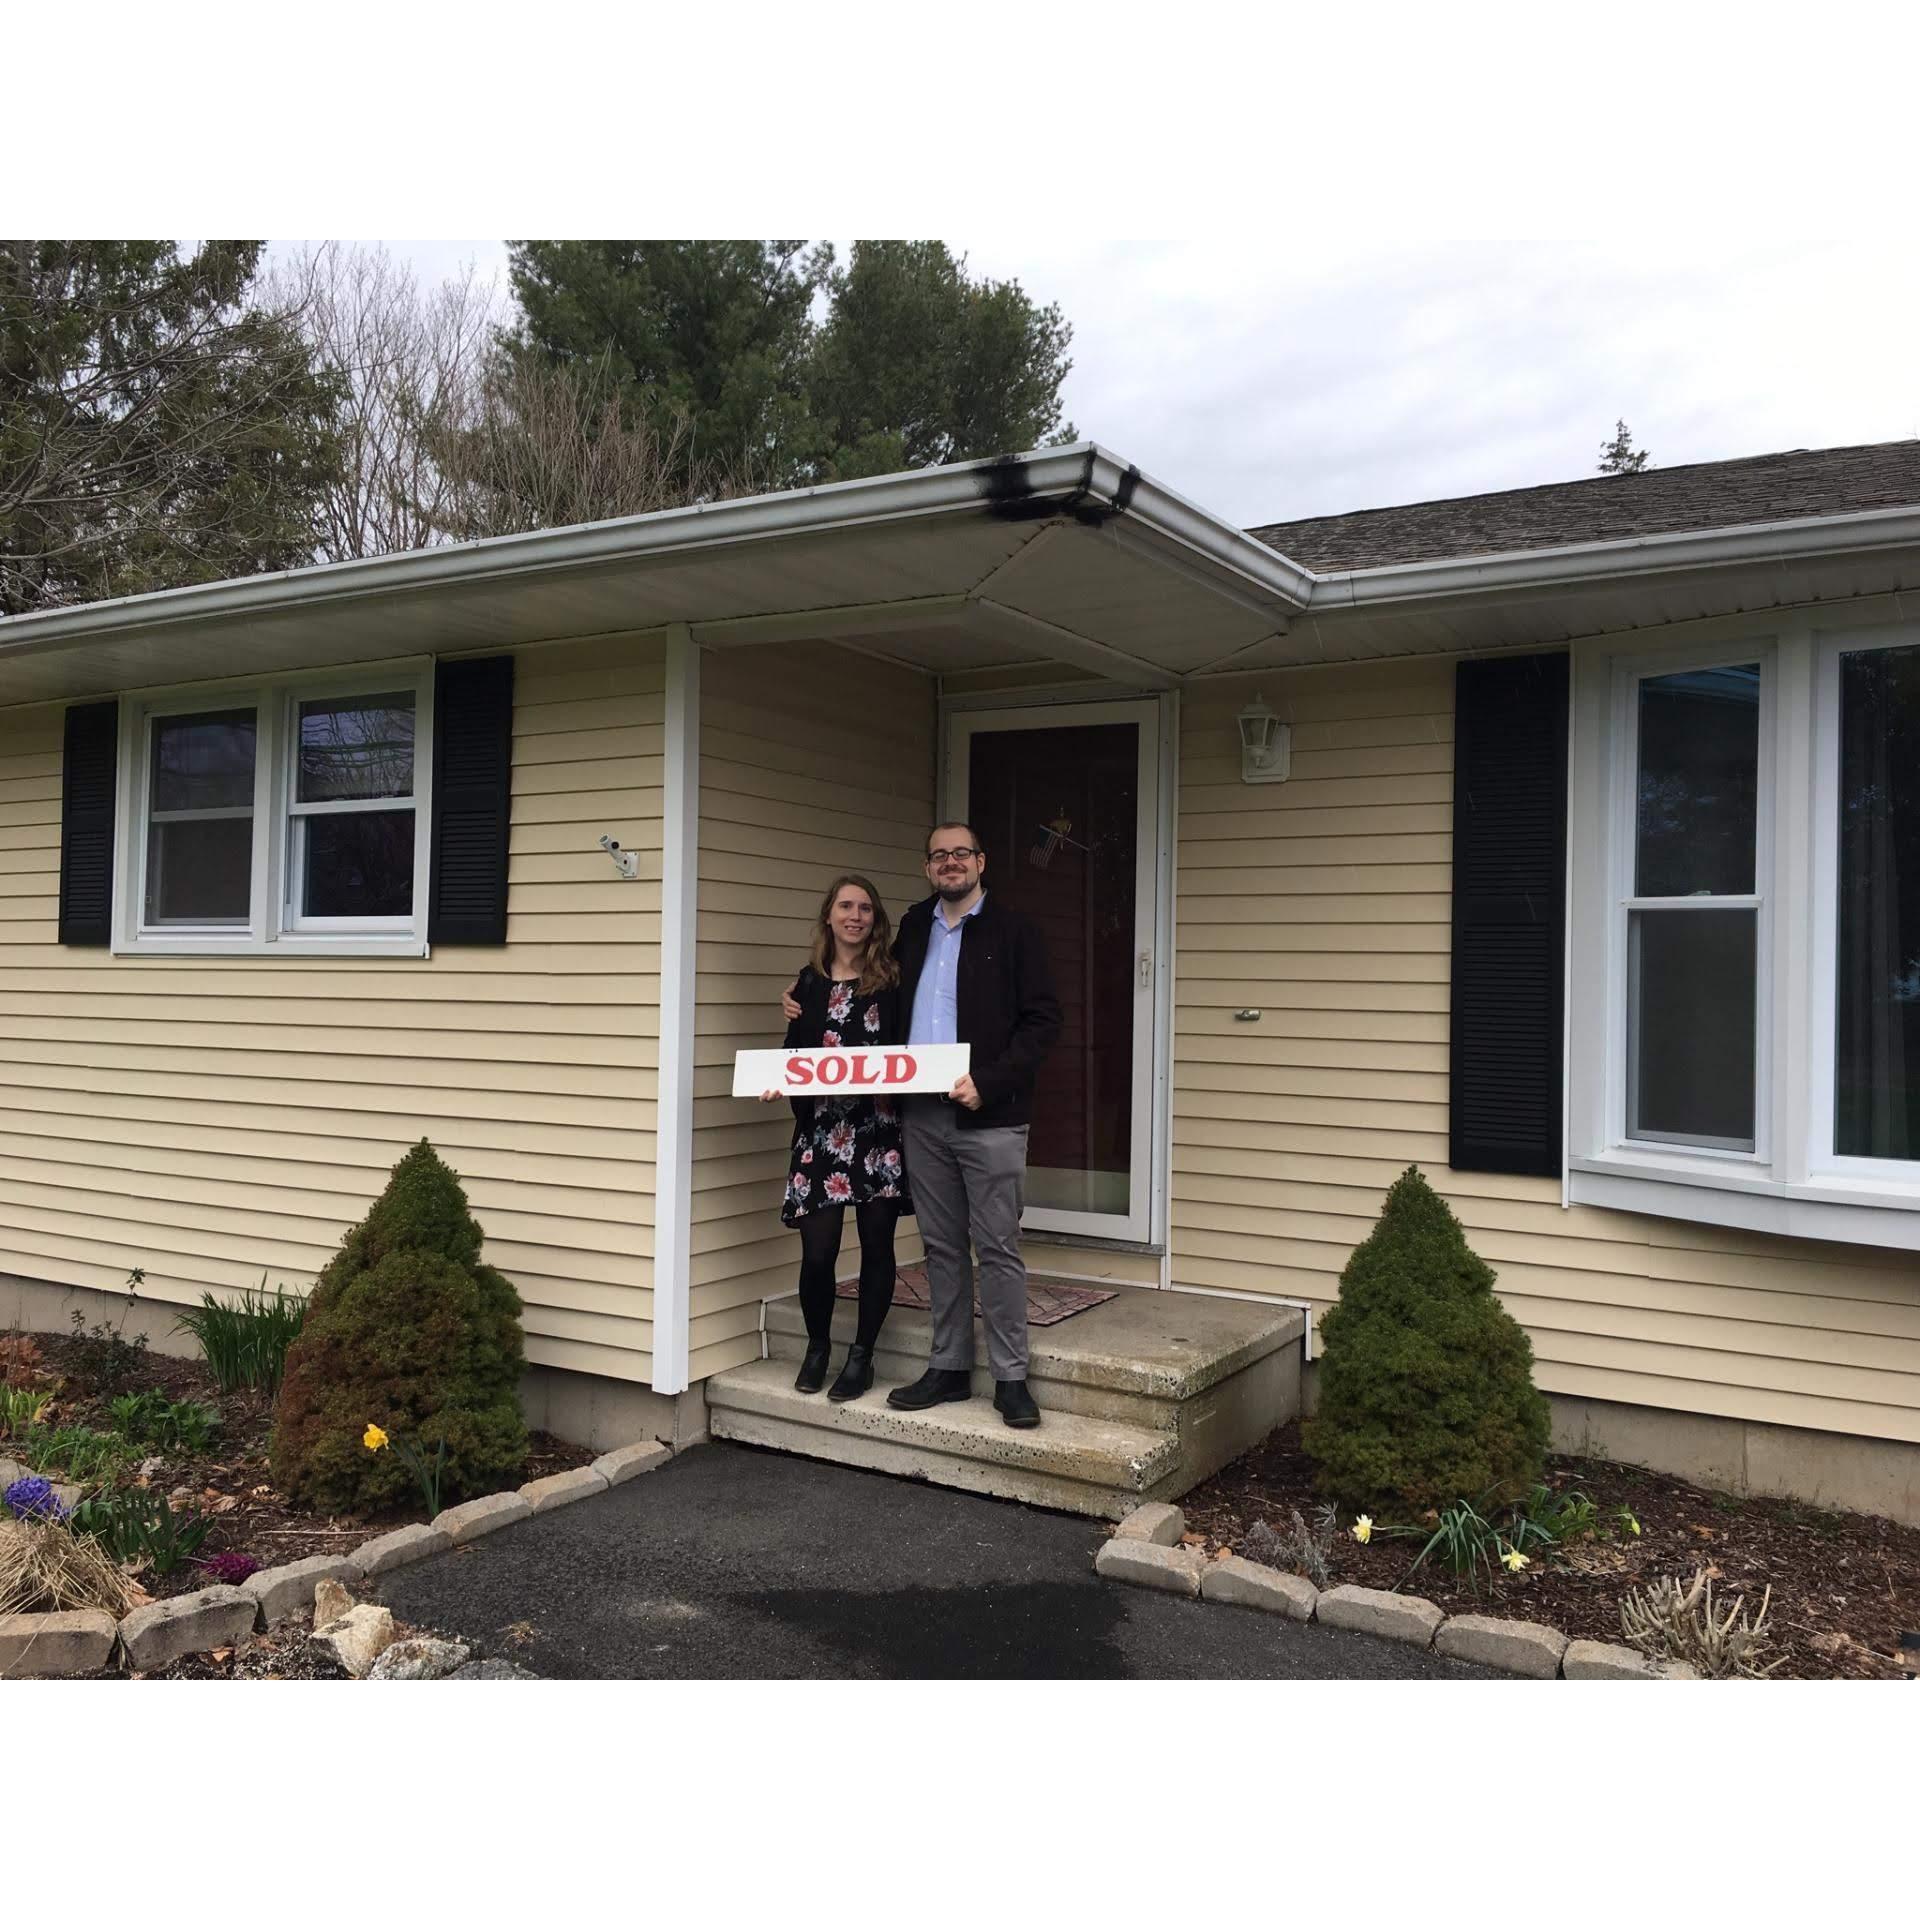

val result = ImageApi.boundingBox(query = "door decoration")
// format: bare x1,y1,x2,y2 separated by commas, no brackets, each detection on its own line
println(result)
1029,812,1090,869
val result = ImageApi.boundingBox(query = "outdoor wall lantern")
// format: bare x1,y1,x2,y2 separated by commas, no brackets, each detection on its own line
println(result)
1237,695,1291,783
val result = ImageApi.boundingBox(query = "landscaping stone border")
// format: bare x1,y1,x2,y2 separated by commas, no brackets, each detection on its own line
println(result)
0,1436,677,1679
1097,1504,1698,1680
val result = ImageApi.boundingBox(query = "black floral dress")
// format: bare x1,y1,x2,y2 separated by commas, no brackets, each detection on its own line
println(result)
780,967,911,1225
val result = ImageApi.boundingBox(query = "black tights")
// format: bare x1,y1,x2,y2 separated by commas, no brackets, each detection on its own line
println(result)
796,1199,900,1350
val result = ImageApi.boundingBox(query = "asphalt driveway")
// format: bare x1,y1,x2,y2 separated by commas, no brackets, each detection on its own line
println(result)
373,1441,1502,1680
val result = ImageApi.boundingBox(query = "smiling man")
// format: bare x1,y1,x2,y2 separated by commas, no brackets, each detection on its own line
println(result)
784,821,1061,1425
890,822,1061,1425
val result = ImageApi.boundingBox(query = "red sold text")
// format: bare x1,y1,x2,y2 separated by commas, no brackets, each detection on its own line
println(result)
784,1052,921,1088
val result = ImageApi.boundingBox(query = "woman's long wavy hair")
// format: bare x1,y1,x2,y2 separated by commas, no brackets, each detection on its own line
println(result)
808,874,899,995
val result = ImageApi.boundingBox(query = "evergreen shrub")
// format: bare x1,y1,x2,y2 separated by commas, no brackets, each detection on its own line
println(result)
1303,1166,1550,1514
270,1141,527,1514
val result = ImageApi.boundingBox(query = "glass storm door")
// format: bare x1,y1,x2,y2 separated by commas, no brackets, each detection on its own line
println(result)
946,702,1160,1241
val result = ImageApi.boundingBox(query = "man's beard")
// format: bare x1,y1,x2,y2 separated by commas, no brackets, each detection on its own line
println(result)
935,874,974,898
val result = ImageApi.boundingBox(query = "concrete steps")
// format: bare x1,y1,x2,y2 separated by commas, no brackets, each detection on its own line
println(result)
706,1286,1304,1520
705,1359,1183,1517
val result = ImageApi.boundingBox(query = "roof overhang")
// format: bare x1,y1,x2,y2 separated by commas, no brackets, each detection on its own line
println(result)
6,442,1920,706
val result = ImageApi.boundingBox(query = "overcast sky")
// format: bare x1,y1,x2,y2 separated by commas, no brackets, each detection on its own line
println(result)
376,229,1920,533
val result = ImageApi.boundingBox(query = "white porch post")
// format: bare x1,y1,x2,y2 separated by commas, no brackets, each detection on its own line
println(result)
651,624,700,1396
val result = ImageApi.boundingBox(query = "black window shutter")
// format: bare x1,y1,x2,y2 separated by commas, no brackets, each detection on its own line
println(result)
429,655,514,946
58,700,119,946
1449,651,1569,1176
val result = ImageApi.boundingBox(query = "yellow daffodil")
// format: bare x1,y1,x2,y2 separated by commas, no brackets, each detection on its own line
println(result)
1502,1547,1530,1573
363,1422,390,1452
1351,1514,1373,1544
1626,1514,1641,1537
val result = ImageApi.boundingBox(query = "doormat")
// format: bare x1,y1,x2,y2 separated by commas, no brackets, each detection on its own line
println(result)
837,1263,1117,1327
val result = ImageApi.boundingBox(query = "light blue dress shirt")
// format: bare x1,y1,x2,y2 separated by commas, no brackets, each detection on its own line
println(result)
908,892,985,1046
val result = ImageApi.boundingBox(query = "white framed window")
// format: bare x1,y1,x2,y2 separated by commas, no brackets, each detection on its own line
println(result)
112,664,434,957
1568,619,1920,1250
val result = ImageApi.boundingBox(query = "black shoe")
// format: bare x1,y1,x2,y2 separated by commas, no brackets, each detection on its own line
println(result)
793,1342,832,1394
827,1344,875,1402
994,1380,1041,1429
886,1366,972,1411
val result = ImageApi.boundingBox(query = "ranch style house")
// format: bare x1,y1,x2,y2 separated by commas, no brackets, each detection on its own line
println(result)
1,436,1916,1524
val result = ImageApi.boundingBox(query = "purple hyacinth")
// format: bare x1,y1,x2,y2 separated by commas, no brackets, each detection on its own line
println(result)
201,1551,259,1585
4,1475,68,1522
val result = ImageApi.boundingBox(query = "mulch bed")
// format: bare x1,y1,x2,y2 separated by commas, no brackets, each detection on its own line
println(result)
9,1333,594,1605
1178,1421,1920,1680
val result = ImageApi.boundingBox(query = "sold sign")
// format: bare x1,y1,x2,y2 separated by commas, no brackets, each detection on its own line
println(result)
731,1042,970,1098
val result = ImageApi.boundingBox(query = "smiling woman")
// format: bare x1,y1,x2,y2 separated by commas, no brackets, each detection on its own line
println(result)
768,872,912,1401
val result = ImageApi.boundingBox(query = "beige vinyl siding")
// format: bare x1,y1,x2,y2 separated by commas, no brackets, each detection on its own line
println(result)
1173,660,1920,1448
0,630,663,1387
689,642,935,1382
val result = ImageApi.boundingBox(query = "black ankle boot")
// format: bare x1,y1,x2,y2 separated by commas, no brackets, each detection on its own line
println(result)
994,1379,1041,1428
793,1341,832,1393
886,1366,973,1411
827,1343,875,1402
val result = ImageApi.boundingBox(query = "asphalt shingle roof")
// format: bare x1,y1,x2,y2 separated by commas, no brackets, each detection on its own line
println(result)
1246,439,1920,574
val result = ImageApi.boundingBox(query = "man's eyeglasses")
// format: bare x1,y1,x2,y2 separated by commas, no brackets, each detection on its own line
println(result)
926,847,980,867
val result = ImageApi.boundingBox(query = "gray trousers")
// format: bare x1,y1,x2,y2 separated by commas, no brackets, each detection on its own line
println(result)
900,1101,1031,1381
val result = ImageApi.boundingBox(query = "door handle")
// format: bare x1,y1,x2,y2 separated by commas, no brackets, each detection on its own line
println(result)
1138,951,1152,988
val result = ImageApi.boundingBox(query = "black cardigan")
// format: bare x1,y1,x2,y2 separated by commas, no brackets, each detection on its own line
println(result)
780,965,906,1128
893,892,1061,1130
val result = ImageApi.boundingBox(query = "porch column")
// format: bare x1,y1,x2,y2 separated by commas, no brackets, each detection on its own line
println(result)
651,624,700,1394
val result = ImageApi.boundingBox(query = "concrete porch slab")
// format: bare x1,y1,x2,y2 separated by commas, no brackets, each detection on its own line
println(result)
714,1288,1304,1520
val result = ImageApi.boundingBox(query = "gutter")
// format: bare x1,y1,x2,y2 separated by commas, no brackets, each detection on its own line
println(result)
1304,501,1920,609
7,439,1920,666
0,442,1314,662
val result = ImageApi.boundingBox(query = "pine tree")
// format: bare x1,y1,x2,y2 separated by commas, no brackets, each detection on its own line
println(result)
271,1141,527,1514
1597,418,1651,475
807,241,1075,480
1303,1167,1551,1513
0,241,344,614
500,240,828,491
497,238,1077,493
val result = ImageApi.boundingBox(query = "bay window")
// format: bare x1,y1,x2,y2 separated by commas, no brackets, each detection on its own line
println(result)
1569,621,1920,1249
114,667,433,956
1830,641,1920,1164
1624,664,1762,1152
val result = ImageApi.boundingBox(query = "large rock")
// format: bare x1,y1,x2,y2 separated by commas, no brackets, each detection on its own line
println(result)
594,1440,670,1486
312,1577,353,1631
519,1466,608,1515
1093,1537,1203,1597
432,1490,530,1546
118,1587,258,1671
242,1555,359,1629
1435,1613,1568,1678
350,1523,450,1578
1314,1584,1446,1649
446,1658,537,1680
310,1602,397,1677
0,1608,118,1678
1561,1637,1657,1680
1200,1554,1318,1621
367,1636,470,1681
1113,1502,1185,1547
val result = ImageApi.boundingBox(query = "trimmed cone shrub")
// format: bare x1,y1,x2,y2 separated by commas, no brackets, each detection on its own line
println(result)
1303,1165,1550,1514
271,1141,527,1514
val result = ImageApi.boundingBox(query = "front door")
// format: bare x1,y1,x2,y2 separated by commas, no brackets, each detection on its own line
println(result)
945,701,1162,1242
